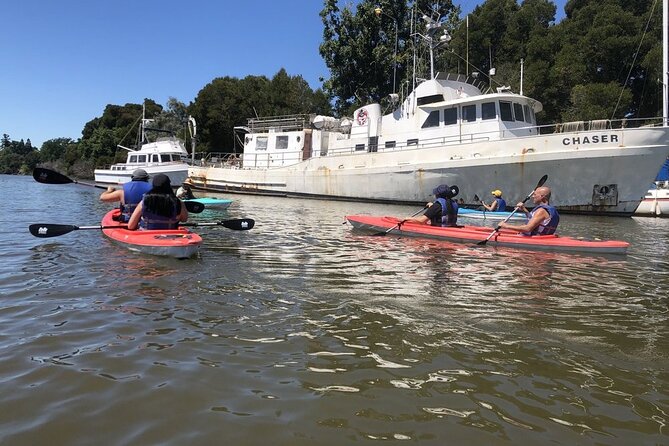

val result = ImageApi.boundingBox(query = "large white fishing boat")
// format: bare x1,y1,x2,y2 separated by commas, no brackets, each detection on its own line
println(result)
188,14,669,216
94,110,191,186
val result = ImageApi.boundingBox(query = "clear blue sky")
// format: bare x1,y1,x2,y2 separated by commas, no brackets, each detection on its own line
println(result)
1,0,567,148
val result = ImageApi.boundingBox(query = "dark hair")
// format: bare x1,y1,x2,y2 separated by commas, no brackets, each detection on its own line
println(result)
144,174,181,217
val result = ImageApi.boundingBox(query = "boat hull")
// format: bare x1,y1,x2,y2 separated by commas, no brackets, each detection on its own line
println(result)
345,215,629,255
184,197,232,210
101,210,202,259
634,186,669,216
95,164,188,186
190,126,669,217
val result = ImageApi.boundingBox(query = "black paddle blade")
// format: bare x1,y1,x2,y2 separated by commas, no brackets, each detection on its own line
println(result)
221,218,254,230
33,168,73,185
184,201,205,213
537,174,549,188
29,224,78,238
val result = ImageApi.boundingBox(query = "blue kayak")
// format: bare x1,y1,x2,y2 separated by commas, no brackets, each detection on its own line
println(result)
458,207,526,221
184,197,233,210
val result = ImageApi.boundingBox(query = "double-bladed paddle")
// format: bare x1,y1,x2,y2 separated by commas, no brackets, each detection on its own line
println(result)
32,167,205,213
29,218,255,238
476,174,548,246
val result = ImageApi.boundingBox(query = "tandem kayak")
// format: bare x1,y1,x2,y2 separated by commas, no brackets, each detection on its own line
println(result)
458,208,526,221
345,215,629,255
184,197,232,210
101,210,202,259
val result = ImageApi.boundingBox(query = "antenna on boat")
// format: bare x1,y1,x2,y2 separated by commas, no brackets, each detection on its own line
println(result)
520,58,524,96
188,116,197,164
664,0,668,125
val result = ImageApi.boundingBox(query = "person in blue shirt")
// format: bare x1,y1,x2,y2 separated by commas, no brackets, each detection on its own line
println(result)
481,189,507,212
128,174,188,230
99,168,153,222
498,186,560,235
403,184,459,227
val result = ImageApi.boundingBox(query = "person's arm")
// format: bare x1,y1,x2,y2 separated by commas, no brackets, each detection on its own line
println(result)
127,202,143,230
498,207,548,232
403,202,439,225
100,187,123,203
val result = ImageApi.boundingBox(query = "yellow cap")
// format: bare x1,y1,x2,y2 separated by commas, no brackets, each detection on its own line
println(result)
491,190,502,197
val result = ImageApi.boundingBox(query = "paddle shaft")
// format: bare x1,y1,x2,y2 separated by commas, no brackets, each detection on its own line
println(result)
373,207,427,236
478,175,548,245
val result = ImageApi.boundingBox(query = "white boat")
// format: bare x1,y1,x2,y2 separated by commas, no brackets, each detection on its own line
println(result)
189,15,669,217
635,157,669,216
94,107,191,185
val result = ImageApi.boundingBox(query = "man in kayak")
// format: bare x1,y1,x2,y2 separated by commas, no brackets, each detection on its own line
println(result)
99,168,152,222
128,174,188,230
176,179,196,200
480,189,507,212
403,184,459,227
498,186,560,235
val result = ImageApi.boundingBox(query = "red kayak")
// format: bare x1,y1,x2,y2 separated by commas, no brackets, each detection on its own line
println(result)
101,210,202,259
346,215,629,255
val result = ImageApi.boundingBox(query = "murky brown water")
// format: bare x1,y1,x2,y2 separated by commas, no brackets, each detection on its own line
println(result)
1,174,667,445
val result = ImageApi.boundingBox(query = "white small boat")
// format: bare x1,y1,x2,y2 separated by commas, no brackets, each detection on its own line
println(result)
94,105,191,186
635,181,669,216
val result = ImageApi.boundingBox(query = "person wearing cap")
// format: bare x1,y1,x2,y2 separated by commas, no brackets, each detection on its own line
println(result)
128,174,188,230
480,189,507,212
498,186,560,235
99,168,152,222
402,184,459,227
176,179,196,200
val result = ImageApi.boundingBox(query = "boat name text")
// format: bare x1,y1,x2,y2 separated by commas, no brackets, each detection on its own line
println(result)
562,134,619,145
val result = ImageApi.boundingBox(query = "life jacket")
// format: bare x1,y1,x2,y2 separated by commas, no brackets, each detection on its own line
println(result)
494,197,507,212
526,204,560,235
140,198,181,230
435,198,459,227
120,180,152,222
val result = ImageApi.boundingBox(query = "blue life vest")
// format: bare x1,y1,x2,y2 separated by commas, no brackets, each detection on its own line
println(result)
527,204,560,235
121,180,152,222
141,200,181,230
435,198,459,227
494,197,507,212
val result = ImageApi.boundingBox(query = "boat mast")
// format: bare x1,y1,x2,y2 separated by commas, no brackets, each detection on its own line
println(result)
188,116,197,164
664,0,668,125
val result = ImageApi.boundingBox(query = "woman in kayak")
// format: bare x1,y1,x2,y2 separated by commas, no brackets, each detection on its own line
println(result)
128,174,188,230
480,189,507,212
498,186,560,235
403,184,459,227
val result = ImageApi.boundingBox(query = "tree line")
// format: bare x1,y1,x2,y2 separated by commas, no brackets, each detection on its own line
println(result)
1,0,664,177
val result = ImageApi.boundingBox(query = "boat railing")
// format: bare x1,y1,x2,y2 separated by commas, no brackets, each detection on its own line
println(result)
246,114,312,133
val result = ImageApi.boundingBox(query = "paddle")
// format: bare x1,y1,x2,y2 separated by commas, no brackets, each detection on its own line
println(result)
32,167,205,213
29,218,255,238
371,207,427,236
476,174,548,246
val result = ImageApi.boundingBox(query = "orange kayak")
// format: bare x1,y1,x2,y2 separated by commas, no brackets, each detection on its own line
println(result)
346,215,629,255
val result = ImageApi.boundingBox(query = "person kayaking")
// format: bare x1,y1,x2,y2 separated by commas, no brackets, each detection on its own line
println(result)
128,174,188,230
403,184,459,227
480,189,507,212
99,168,152,222
498,186,560,235
176,179,196,200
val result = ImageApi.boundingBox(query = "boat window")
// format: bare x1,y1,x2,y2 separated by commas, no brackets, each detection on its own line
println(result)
161,154,171,162
129,155,138,163
523,105,532,123
407,138,419,146
417,94,444,106
499,101,514,122
513,103,524,122
385,141,396,149
444,107,457,125
355,144,366,151
421,110,440,128
482,102,496,120
256,136,268,151
276,135,289,150
462,105,476,122
152,154,160,163
137,155,147,163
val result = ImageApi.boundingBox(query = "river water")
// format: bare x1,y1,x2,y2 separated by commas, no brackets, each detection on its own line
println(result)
0,174,667,445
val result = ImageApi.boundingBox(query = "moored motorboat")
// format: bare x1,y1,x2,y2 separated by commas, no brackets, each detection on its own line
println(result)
101,210,202,258
345,215,629,255
184,197,232,210
458,208,525,221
